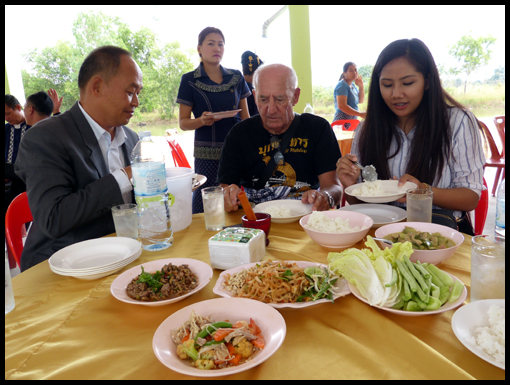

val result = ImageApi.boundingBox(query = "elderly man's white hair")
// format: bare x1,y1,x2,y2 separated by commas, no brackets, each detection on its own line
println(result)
252,63,298,92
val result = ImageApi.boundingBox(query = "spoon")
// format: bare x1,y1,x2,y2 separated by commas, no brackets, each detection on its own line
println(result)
353,161,378,182
371,237,393,246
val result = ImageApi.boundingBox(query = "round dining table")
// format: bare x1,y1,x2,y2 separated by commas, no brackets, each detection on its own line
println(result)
5,210,504,380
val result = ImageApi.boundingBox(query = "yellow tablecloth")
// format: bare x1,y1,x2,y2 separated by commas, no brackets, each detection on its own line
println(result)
5,212,504,380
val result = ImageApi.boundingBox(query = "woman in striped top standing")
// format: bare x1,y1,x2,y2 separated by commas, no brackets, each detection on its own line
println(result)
336,38,485,235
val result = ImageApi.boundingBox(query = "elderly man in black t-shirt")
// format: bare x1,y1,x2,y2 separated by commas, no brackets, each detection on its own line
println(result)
218,63,342,212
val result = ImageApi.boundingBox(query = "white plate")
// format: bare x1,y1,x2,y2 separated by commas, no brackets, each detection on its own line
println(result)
349,271,467,316
206,109,242,119
110,258,213,306
339,203,407,228
253,199,313,223
452,299,505,370
153,298,286,377
50,249,142,278
213,260,350,308
345,180,417,203
49,237,141,272
192,174,207,192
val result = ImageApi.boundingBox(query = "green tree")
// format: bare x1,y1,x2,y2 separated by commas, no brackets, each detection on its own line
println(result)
358,64,373,89
449,33,496,93
21,11,193,120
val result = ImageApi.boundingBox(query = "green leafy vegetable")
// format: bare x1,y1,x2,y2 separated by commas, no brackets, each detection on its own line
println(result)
136,266,163,289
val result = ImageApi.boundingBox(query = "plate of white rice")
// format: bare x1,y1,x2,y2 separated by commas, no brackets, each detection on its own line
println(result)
344,180,417,203
452,299,505,370
253,199,313,223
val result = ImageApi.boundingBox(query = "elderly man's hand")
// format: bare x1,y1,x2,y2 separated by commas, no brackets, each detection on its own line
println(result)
301,190,330,212
222,184,242,212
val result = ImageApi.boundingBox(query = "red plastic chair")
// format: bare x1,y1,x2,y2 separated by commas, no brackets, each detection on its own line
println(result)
331,119,360,131
166,138,192,168
479,120,505,196
5,192,33,268
473,178,489,236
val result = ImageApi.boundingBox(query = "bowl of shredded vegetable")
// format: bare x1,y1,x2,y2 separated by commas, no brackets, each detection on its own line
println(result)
375,222,464,265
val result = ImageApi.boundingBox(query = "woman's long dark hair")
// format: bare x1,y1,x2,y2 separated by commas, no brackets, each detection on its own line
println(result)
358,38,473,185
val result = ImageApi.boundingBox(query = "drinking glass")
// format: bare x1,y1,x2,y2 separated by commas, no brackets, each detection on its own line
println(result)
111,204,139,239
406,188,433,223
470,235,505,302
202,186,225,231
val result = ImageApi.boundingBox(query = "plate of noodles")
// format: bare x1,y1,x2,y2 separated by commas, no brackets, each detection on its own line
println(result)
344,180,417,203
212,260,350,308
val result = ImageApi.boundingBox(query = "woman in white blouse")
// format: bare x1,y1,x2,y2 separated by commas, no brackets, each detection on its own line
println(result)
336,38,486,235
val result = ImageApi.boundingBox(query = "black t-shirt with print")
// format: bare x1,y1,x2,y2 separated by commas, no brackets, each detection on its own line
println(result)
217,113,341,198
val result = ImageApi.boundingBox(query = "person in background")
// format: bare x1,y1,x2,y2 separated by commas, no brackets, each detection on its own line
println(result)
336,38,485,235
15,45,141,271
23,91,54,126
333,62,366,129
218,63,342,212
5,94,28,214
241,50,264,116
176,26,251,214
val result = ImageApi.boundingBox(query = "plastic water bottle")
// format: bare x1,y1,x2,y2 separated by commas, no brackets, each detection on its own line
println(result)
494,178,505,241
131,131,173,251
303,103,314,114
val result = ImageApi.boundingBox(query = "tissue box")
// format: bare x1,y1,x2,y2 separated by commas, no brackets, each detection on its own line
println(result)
208,227,265,270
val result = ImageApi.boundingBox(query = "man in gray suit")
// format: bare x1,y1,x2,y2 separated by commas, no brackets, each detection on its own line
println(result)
15,46,143,271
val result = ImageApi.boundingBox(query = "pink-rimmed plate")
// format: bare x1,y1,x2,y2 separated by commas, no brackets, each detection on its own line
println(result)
110,258,213,306
349,271,467,316
153,298,286,377
213,260,350,308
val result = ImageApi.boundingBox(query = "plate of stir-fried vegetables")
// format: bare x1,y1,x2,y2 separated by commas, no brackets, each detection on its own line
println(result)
153,298,286,376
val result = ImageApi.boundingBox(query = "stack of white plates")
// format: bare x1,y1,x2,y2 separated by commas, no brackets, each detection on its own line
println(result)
48,237,142,280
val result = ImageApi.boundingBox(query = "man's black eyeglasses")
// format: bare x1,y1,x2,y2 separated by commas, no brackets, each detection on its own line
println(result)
270,136,284,165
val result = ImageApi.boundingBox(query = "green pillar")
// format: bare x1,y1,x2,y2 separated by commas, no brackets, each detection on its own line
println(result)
288,5,312,114
5,64,11,95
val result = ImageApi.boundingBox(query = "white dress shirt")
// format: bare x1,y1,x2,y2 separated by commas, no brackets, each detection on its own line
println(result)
78,102,133,203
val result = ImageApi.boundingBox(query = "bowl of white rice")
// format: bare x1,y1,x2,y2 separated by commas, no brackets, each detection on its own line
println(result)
253,199,313,224
299,210,373,249
452,299,505,370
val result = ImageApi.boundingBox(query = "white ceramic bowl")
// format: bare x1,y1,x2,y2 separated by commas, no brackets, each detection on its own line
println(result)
374,222,464,265
299,209,373,249
152,298,286,377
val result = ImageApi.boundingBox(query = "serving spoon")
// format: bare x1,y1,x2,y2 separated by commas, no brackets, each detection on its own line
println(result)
353,161,378,182
371,237,394,246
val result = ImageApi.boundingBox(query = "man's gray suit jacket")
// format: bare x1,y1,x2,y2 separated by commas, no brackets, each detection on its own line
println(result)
15,102,139,271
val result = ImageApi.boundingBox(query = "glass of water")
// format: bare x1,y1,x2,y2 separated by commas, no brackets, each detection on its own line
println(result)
202,186,225,231
111,204,139,239
406,188,433,223
471,235,505,302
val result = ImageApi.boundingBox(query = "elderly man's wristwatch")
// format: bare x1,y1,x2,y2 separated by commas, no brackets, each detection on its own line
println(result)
321,190,335,209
